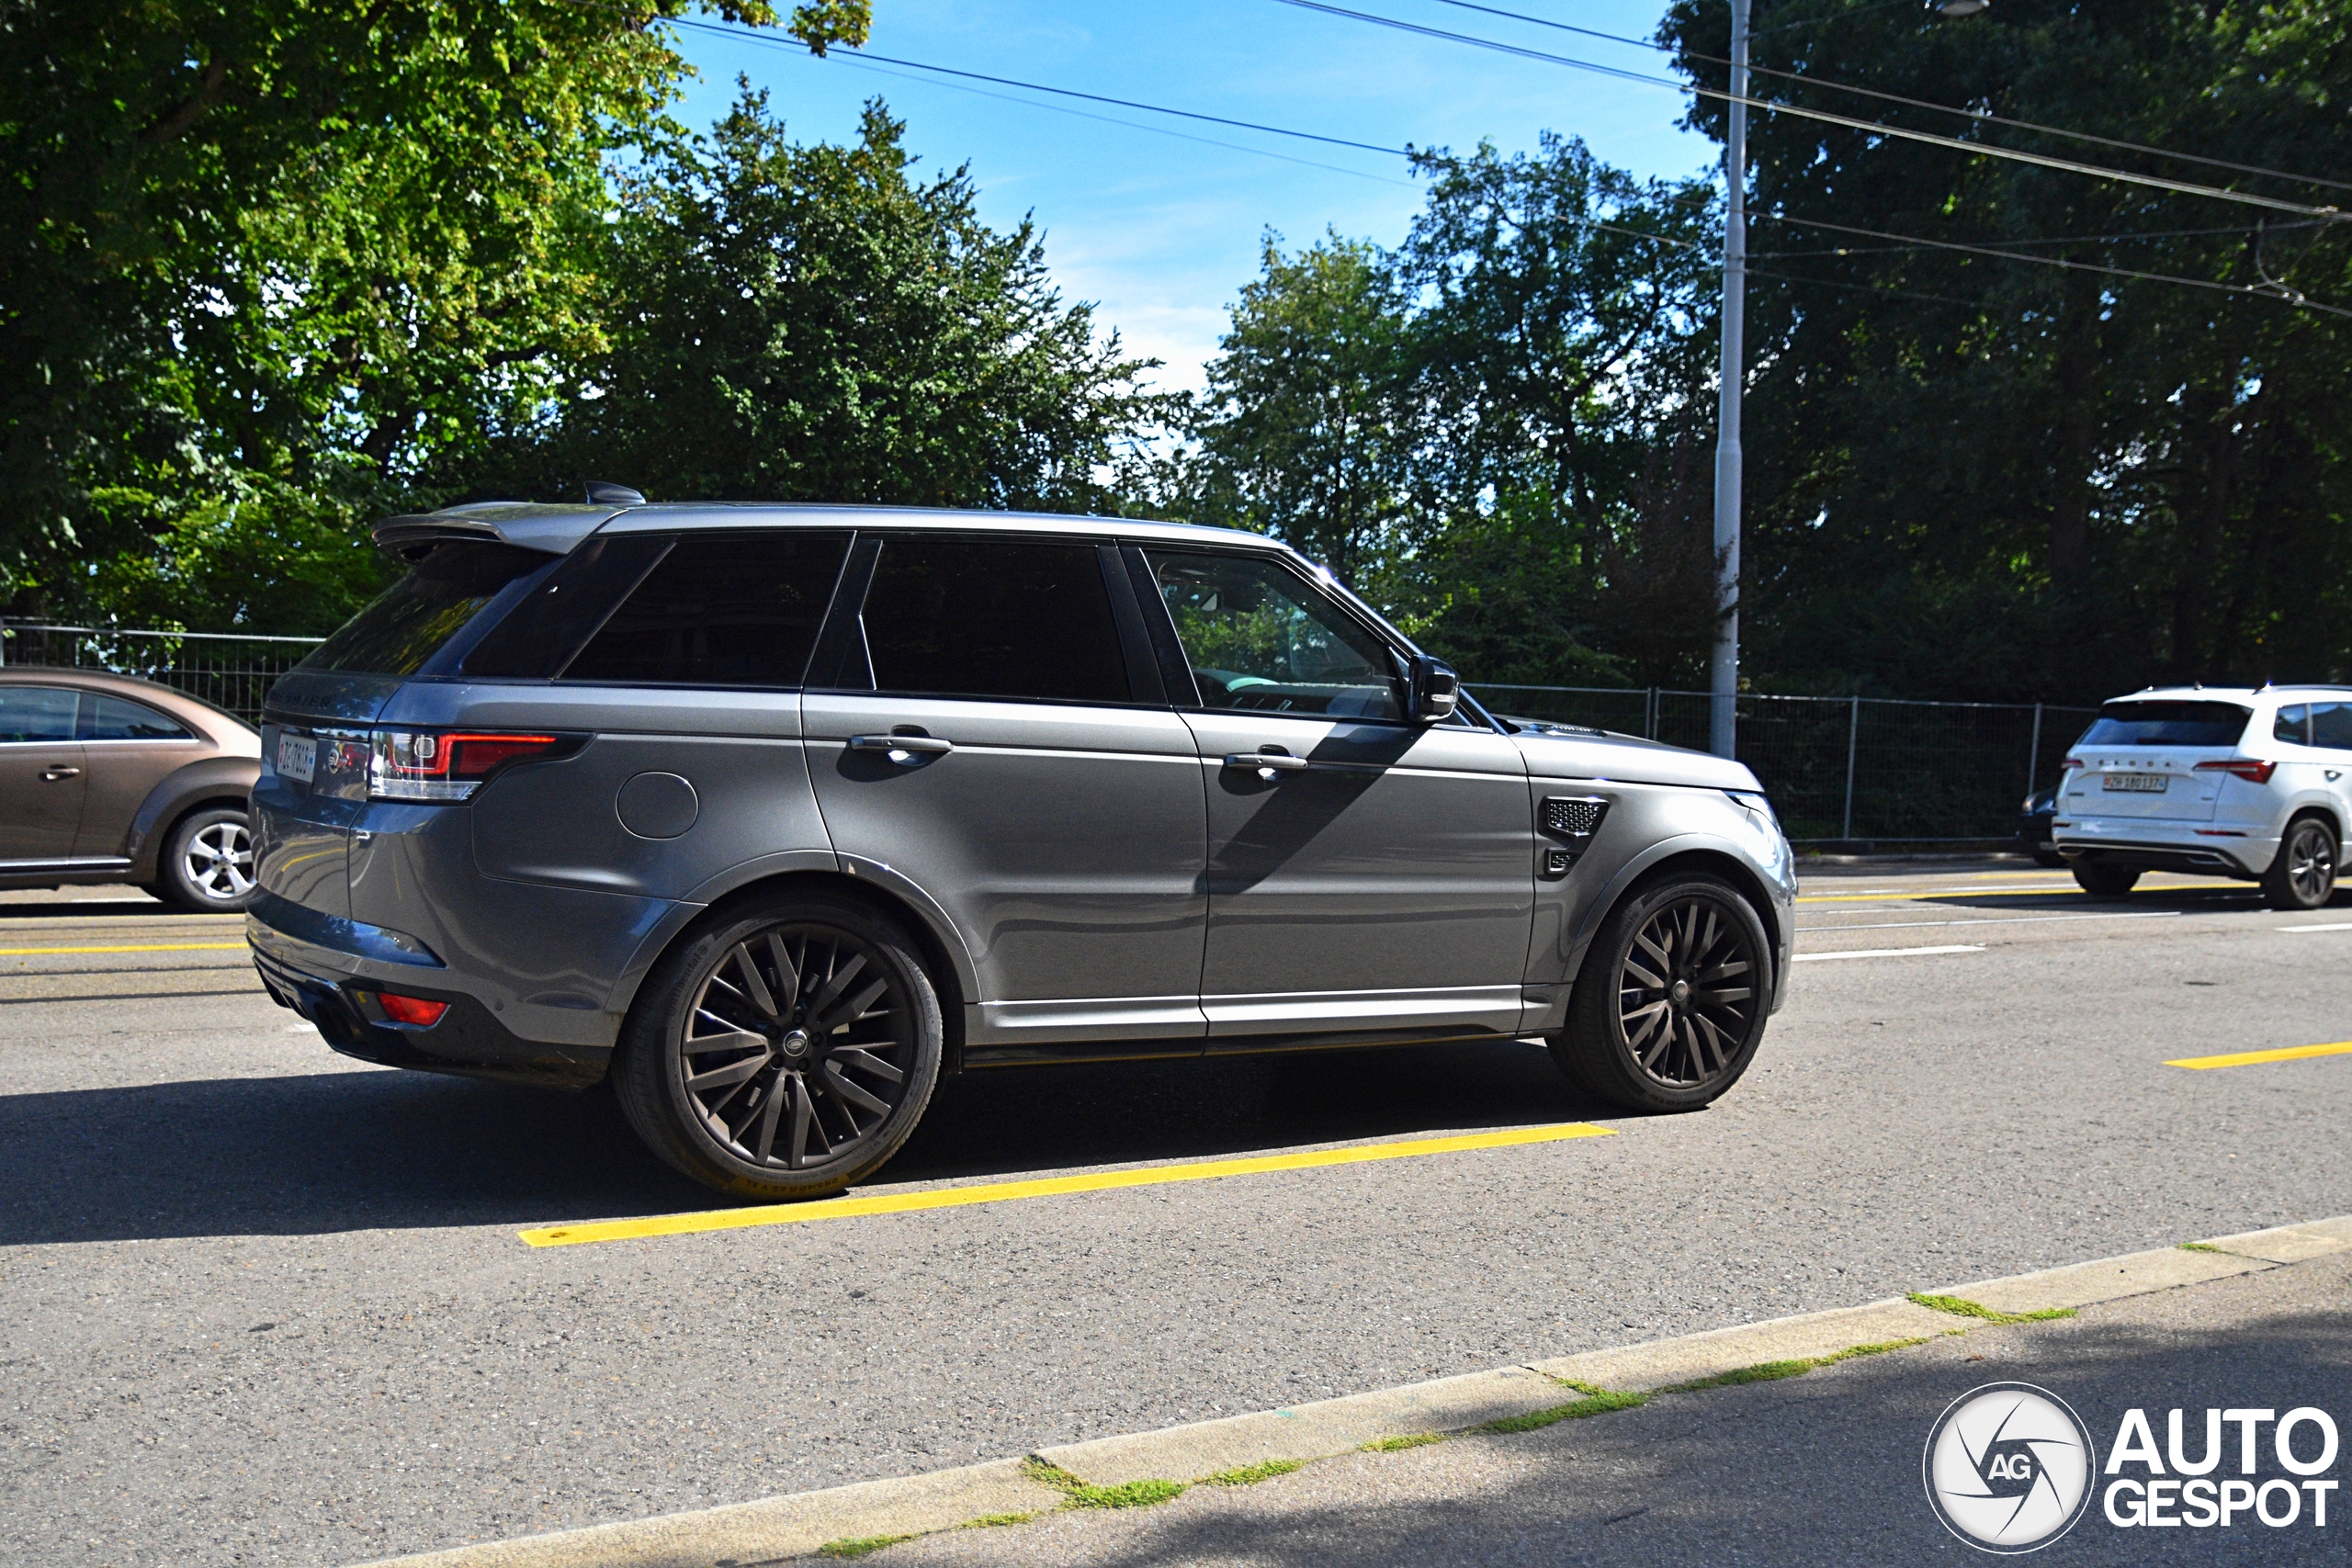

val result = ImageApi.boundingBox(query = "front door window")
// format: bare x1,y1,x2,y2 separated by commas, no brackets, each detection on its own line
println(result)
1141,551,1402,720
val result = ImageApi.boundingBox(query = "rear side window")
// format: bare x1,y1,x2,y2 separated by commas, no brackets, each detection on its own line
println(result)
0,687,79,742
2312,703,2352,750
302,542,555,677
2077,701,2251,748
562,531,851,687
80,694,190,740
462,534,674,679
856,536,1128,704
2276,705,2311,744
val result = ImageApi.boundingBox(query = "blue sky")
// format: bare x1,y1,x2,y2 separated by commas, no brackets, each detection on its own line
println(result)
666,0,1720,392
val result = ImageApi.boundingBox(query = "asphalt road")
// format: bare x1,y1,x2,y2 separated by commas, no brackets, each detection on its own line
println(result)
4,861,2349,1566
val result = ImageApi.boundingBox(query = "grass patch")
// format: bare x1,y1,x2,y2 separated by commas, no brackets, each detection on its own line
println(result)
1070,1478,1187,1509
818,1535,913,1560
1362,1432,1446,1453
1907,1292,2077,1325
1020,1457,1087,1494
2178,1242,2226,1254
1476,1388,1648,1433
1203,1458,1304,1487
960,1511,1038,1529
1657,1337,1931,1395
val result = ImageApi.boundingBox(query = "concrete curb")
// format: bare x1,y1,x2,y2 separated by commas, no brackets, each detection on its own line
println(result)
350,1214,2351,1567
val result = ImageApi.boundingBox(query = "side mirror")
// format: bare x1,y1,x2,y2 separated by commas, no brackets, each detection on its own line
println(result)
1408,654,1460,724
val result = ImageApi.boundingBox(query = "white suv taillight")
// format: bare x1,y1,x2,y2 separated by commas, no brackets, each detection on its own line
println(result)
368,730,572,801
2194,759,2277,784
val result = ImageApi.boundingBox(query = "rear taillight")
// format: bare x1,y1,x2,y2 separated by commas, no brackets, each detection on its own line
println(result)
2195,759,2277,784
368,730,574,801
2062,757,2084,771
376,993,449,1026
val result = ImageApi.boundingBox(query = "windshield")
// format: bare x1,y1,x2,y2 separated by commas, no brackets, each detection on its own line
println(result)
300,542,555,677
2076,701,2251,749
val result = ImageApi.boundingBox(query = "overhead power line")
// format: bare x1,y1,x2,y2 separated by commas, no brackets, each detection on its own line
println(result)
1414,0,2352,197
644,8,2346,320
1266,0,2346,219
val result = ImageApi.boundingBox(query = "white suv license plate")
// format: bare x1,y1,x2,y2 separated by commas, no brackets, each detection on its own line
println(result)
277,733,317,784
2102,773,2168,793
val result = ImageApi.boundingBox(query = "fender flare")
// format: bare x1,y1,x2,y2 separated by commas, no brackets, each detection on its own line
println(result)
125,758,261,879
1560,830,1791,1002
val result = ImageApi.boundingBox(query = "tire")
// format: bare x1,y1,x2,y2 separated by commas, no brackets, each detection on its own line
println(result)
2071,863,2141,898
615,891,943,1201
2262,816,2338,911
1549,874,1773,1113
155,807,257,912
2032,848,2065,869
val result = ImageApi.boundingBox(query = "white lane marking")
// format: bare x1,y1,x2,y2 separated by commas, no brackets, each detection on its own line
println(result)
1792,944,1985,963
2278,922,2352,932
1804,910,2186,932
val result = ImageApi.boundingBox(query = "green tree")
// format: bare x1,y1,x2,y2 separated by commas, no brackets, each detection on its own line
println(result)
466,93,1170,513
1663,0,2352,699
1,0,867,626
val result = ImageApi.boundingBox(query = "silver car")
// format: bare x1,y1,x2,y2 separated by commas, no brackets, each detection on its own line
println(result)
246,502,1795,1199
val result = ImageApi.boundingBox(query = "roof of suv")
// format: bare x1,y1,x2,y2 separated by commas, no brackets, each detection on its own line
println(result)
373,500,1281,560
2109,685,2352,705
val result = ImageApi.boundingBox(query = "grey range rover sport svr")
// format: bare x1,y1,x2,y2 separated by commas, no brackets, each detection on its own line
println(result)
246,500,1796,1200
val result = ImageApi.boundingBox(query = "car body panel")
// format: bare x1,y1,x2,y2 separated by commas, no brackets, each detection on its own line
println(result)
249,502,1798,1091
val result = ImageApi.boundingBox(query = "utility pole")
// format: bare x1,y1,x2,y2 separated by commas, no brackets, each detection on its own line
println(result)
1710,0,1749,760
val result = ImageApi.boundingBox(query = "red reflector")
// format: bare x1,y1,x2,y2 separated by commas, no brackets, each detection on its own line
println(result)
2194,759,2277,784
2062,757,2083,770
378,993,449,1026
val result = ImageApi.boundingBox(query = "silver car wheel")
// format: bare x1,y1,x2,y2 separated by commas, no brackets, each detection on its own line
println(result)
1616,895,1761,1090
181,819,255,902
676,922,914,1172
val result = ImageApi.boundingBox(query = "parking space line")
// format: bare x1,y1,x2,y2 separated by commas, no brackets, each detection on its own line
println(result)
1791,944,1984,963
2278,923,2352,933
2165,1041,2352,1070
518,1122,1616,1248
0,942,249,956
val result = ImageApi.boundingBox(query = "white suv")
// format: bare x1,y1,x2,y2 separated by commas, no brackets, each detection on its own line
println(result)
2052,685,2350,909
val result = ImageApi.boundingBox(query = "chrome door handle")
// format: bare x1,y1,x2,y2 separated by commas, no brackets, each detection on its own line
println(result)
1224,750,1309,773
848,734,953,763
40,766,81,781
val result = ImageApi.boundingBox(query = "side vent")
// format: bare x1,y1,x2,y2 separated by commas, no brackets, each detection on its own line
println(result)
1537,795,1611,880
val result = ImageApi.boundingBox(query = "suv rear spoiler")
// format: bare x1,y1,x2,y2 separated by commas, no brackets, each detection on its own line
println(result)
370,502,621,563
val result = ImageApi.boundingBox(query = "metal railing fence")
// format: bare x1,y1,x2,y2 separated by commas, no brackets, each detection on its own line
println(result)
1471,684,2099,844
0,622,323,728
1,622,2093,844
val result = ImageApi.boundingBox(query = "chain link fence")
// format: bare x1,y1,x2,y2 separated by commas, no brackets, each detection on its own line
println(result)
0,622,322,728
2,622,2096,846
1473,684,2101,846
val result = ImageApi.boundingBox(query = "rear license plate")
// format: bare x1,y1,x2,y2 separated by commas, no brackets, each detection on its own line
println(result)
2102,773,2168,793
277,733,317,784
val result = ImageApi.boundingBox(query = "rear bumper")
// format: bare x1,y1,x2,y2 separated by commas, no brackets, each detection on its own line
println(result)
247,897,611,1089
2051,816,2272,877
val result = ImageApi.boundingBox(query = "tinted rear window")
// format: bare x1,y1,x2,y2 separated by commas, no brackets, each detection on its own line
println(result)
856,536,1127,704
561,531,851,687
463,534,674,679
301,542,554,677
2078,701,2251,748
81,694,190,740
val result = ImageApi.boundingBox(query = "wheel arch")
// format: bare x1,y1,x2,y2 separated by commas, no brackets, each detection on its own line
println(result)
607,866,976,1073
1565,844,1788,1008
130,770,260,881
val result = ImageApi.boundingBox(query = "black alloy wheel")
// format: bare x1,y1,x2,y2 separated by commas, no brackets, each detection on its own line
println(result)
2263,817,2338,911
1552,874,1772,1112
616,893,942,1200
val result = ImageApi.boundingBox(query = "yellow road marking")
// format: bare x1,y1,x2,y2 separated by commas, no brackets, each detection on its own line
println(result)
0,942,249,956
520,1122,1615,1248
2165,1041,2352,1071
1798,886,2087,904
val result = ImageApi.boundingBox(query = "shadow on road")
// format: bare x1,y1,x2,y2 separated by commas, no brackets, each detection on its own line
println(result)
1,1038,1614,1246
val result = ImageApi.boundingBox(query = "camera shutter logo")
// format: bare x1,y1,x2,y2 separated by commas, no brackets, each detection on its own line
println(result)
1923,1382,2098,1552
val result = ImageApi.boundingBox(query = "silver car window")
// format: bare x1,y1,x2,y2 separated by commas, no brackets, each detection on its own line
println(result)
1141,550,1403,722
